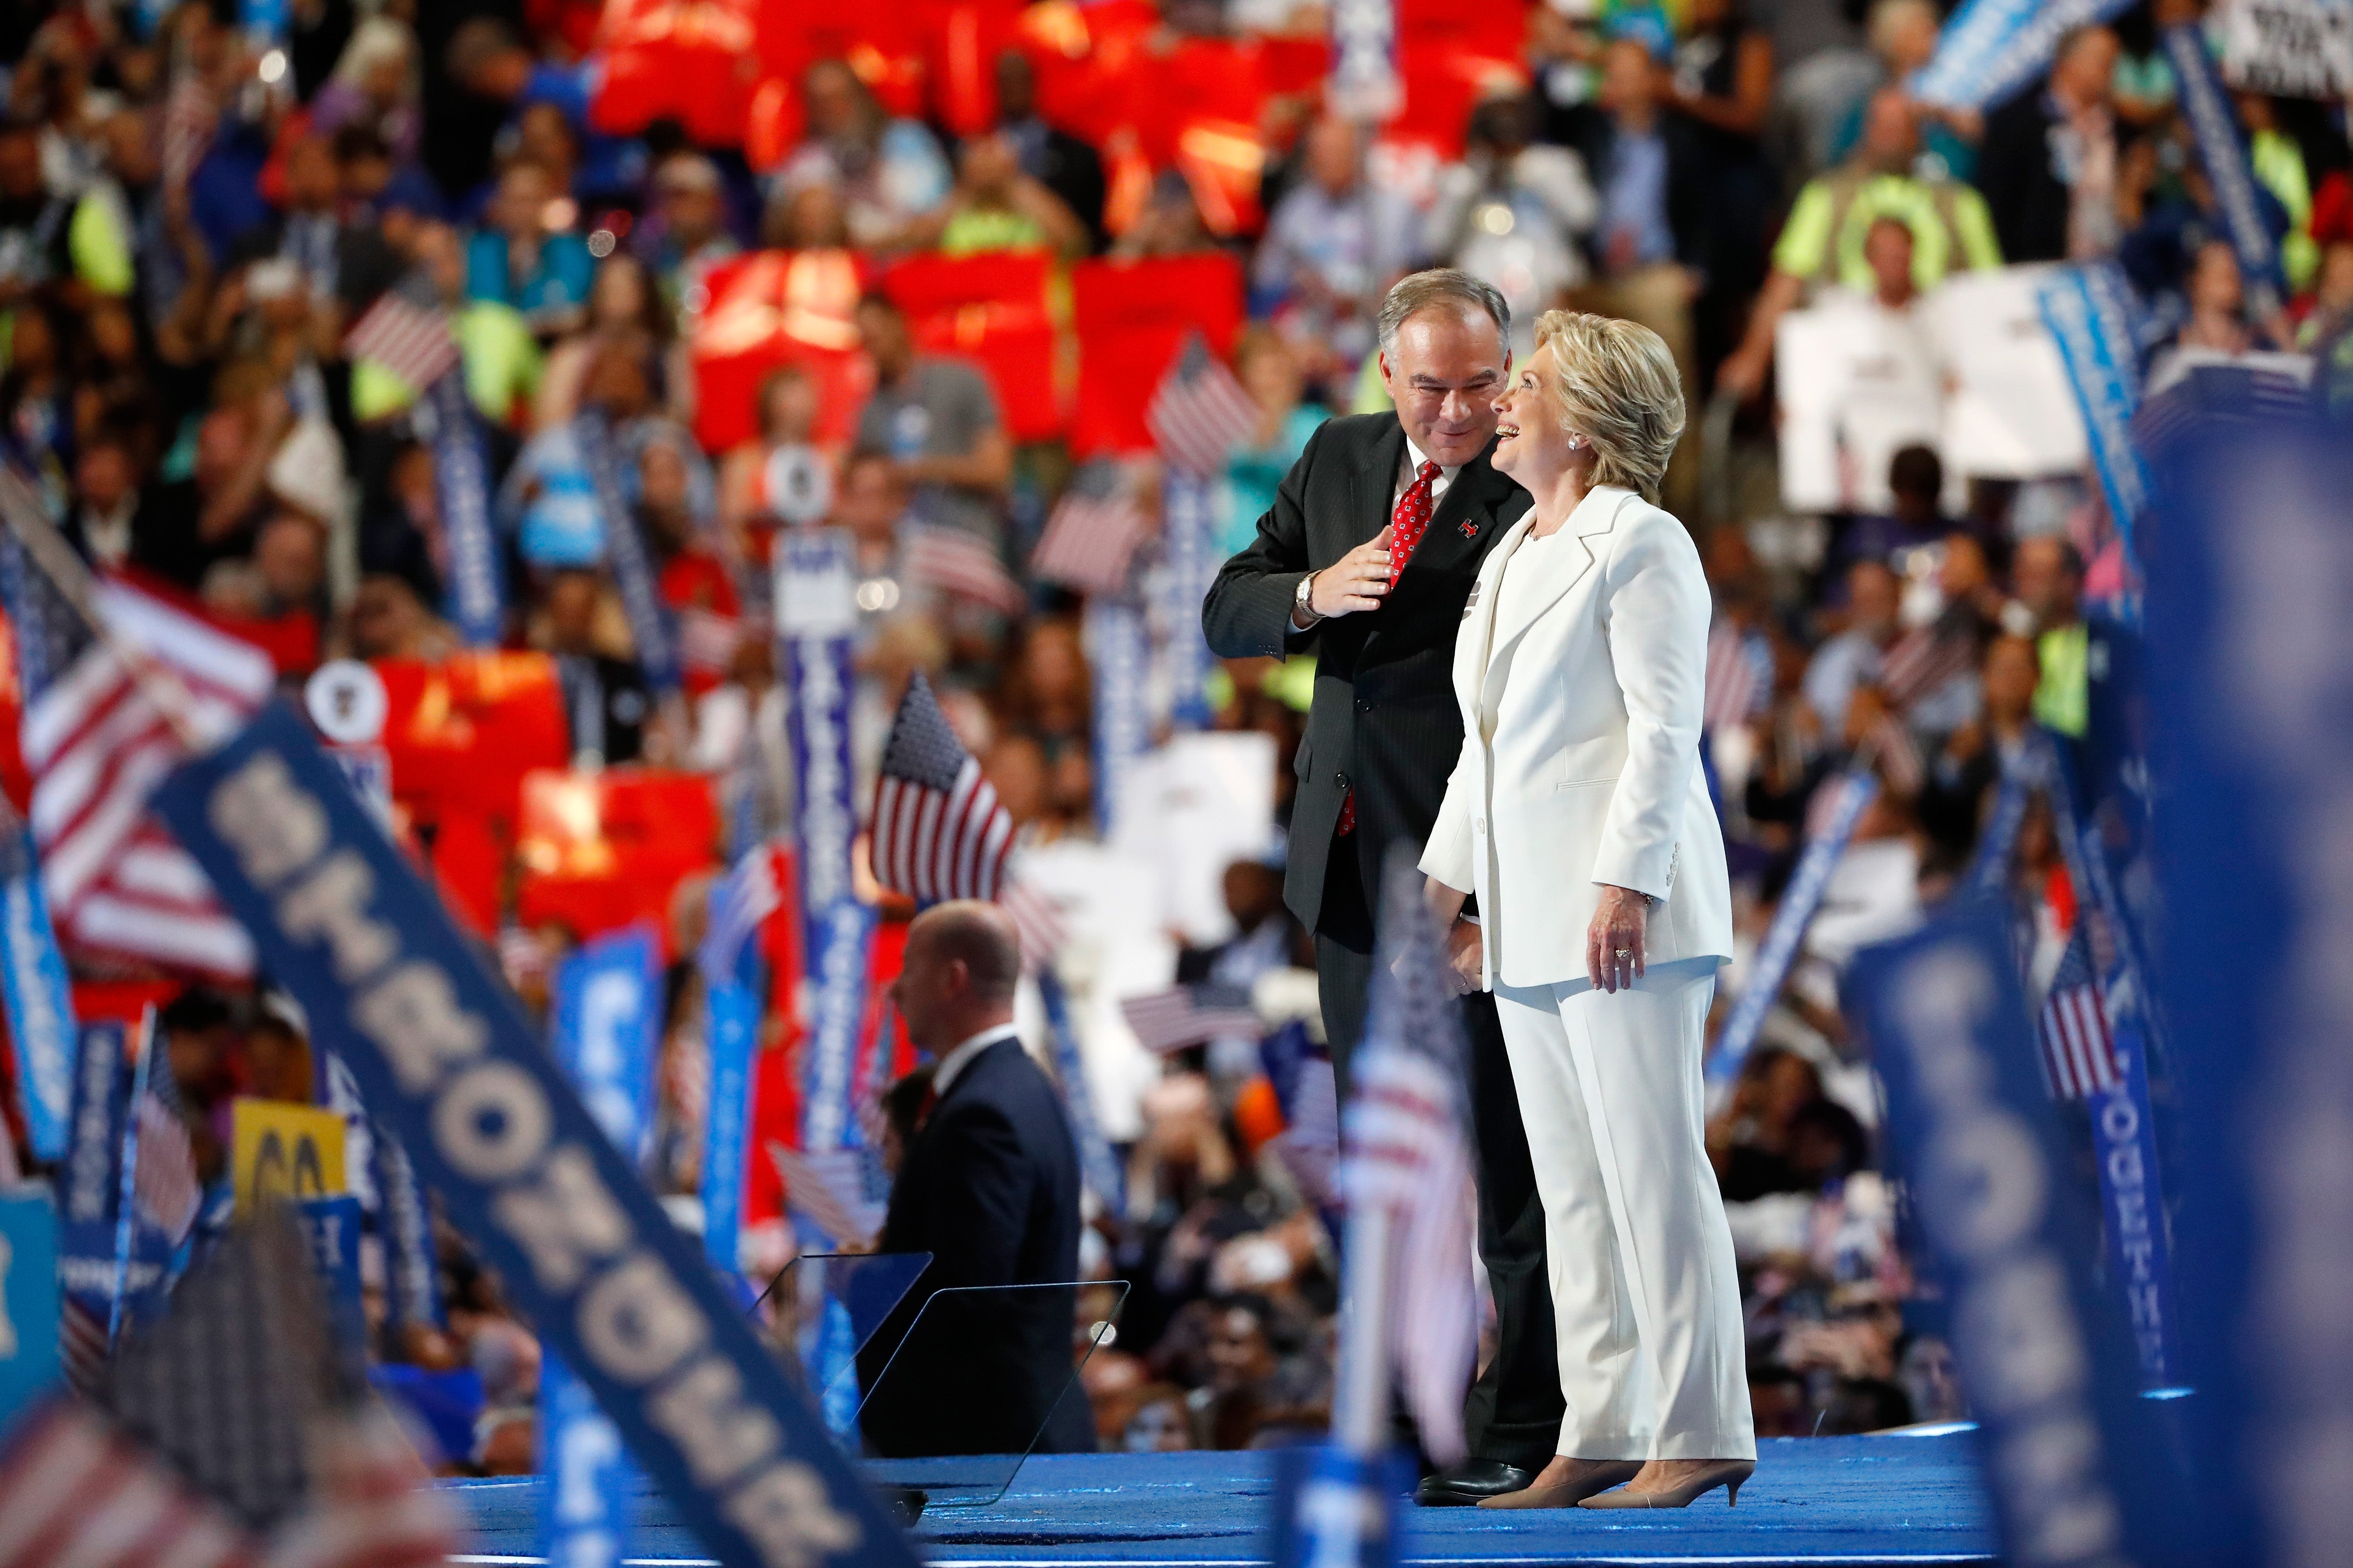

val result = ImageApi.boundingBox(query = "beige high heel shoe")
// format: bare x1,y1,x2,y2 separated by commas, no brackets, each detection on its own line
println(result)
1477,1461,1643,1509
1576,1458,1755,1509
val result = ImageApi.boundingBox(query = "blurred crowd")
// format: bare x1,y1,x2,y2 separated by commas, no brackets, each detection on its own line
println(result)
4,0,2337,1469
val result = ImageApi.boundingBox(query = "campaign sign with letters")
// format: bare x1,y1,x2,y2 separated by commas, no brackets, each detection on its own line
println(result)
231,1098,347,1216
701,978,758,1275
294,1193,368,1367
2166,23,2284,317
1086,599,1151,836
776,531,858,922
1848,901,2179,1566
152,701,913,1568
57,1024,169,1329
2219,0,2353,99
1327,0,1400,120
1911,0,2136,110
428,371,507,648
1156,472,1219,731
799,900,875,1166
374,1123,444,1334
0,825,77,1162
553,926,661,1167
578,411,682,695
546,922,662,1568
1708,771,1877,1087
0,1193,58,1429
2141,414,2353,1562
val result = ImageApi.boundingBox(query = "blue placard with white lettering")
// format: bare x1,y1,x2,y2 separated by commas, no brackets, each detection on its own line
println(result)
776,530,858,925
553,926,661,1165
1157,472,1219,732
0,825,77,1162
579,412,681,695
701,979,758,1276
799,901,875,1165
1709,770,1877,1085
0,1192,60,1429
2038,265,2154,552
1087,598,1150,833
295,1193,368,1371
546,924,661,1568
430,370,506,648
1848,901,2184,1565
2140,412,2348,1563
152,701,915,1568
1910,0,2136,111
56,1023,169,1332
2165,24,2284,317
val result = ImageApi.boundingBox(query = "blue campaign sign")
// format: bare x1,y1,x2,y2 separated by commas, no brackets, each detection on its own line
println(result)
701,979,758,1276
294,1194,368,1364
553,926,661,1162
57,1022,167,1326
2141,414,2352,1564
799,901,875,1165
0,826,77,1162
1849,901,2188,1566
0,1192,61,1429
578,412,681,695
428,371,506,649
153,701,916,1568
777,529,858,924
548,927,661,1568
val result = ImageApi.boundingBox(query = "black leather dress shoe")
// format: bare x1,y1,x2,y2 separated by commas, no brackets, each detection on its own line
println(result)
1415,1460,1538,1507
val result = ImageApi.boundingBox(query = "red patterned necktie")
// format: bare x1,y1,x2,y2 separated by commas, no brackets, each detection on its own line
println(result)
1336,459,1443,839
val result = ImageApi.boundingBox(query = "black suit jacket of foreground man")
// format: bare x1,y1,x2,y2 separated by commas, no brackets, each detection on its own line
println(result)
857,1033,1095,1458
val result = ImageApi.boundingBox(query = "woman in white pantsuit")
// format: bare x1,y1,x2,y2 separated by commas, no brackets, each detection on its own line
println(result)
1421,311,1753,1510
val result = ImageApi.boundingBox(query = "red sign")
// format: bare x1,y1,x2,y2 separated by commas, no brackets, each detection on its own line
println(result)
883,251,1064,441
1069,253,1245,457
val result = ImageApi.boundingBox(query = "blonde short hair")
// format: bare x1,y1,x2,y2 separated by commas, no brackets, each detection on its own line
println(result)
1530,310,1685,501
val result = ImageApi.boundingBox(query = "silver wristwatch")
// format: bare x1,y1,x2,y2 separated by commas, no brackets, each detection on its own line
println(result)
1294,570,1322,626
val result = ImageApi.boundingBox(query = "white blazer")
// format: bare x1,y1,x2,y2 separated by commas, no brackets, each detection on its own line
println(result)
1420,485,1733,992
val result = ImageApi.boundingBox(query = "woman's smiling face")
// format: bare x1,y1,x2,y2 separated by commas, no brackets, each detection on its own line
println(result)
1490,341,1579,483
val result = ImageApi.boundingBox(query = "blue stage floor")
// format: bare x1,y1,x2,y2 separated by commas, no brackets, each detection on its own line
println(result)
447,1434,1995,1566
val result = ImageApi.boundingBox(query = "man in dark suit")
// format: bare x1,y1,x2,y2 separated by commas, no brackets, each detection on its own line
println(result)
1976,25,2122,266
1201,269,1565,1504
857,902,1094,1458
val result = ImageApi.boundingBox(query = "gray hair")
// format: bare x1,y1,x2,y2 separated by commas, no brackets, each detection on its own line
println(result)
1376,268,1510,357
1530,310,1685,502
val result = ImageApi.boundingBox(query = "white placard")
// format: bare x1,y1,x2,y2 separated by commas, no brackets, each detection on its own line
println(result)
2219,0,2353,98
772,527,858,639
1775,298,1944,513
1108,731,1277,948
1930,264,2090,479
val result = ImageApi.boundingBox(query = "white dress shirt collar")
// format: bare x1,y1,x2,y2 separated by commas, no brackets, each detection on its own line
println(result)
1398,436,1462,508
931,1022,1019,1098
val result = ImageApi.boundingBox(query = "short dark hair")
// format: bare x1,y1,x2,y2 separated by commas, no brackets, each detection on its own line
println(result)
1889,443,1942,499
914,901,1020,1004
1376,268,1510,357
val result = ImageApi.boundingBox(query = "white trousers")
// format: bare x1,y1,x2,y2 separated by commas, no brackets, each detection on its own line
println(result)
1494,963,1755,1462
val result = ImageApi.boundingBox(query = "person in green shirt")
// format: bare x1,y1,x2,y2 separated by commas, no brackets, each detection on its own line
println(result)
2014,535,2089,738
1718,88,2002,398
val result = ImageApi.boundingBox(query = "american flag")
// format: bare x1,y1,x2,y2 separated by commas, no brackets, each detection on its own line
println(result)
256,1405,462,1568
871,674,1014,903
1703,621,1769,734
1030,466,1152,595
677,605,744,682
1002,861,1067,971
699,843,782,988
1878,616,1978,713
342,286,460,391
2038,921,2121,1100
0,1400,262,1568
1339,849,1478,1466
904,524,1027,616
130,1034,201,1247
1119,982,1262,1054
0,503,271,976
160,65,216,194
766,1140,883,1248
1277,1053,1340,1208
1148,334,1260,477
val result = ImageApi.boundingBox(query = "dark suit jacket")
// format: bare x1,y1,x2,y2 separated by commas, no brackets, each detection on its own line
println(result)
857,1034,1093,1458
1978,89,2072,265
1201,414,1529,938
1557,107,1713,274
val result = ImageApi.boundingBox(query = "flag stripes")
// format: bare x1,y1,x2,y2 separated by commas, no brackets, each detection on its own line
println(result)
2038,922,2121,1100
904,525,1026,616
1031,482,1151,597
342,292,460,393
765,1141,882,1248
1119,983,1262,1053
1148,336,1260,477
871,676,1015,904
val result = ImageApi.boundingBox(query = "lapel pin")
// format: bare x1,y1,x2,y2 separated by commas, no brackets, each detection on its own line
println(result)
1460,519,1479,538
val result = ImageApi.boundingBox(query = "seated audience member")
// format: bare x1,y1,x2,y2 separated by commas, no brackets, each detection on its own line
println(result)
857,902,1095,1457
466,158,594,334
1719,90,2002,399
775,58,952,251
908,131,1089,262
1803,559,1902,739
992,50,1107,251
853,293,1014,548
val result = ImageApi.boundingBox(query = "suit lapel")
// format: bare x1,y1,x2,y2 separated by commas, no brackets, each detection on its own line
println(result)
1408,447,1514,581
1458,510,1536,706
1344,422,1409,561
1478,487,1631,707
